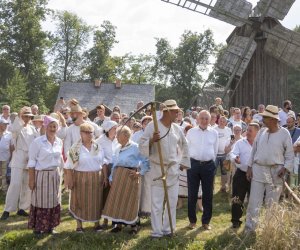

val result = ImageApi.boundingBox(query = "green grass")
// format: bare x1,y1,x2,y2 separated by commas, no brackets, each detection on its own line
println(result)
0,176,256,250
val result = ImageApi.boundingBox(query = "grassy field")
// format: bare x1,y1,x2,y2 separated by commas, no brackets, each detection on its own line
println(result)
0,176,256,250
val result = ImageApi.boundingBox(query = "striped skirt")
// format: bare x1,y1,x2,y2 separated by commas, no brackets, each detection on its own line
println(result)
69,170,103,222
102,167,141,224
28,169,61,232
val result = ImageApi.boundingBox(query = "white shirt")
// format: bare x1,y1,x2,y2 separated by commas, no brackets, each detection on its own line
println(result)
96,134,113,164
230,138,253,172
0,131,12,161
214,126,232,155
131,130,144,143
65,145,105,172
0,114,11,124
186,126,218,161
28,135,63,170
279,109,295,126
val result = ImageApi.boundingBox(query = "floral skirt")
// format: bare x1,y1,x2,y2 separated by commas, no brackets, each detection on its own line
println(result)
28,204,60,232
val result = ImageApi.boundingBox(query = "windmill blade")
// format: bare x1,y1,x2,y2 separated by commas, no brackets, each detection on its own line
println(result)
254,0,295,20
161,0,252,27
217,35,257,77
264,25,300,68
209,0,253,27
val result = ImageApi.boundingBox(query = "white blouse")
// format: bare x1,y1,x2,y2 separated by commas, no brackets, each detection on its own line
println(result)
65,145,105,172
28,135,63,170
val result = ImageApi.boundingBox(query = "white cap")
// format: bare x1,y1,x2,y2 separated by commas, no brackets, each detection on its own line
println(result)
102,120,118,133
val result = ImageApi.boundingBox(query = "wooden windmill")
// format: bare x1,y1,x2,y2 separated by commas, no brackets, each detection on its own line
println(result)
161,0,300,108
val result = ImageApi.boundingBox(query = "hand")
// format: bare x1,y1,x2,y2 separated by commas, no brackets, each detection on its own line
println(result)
179,165,188,171
103,178,109,188
246,167,252,181
235,156,241,164
151,132,160,143
57,111,67,126
29,180,35,191
277,167,286,179
129,170,140,179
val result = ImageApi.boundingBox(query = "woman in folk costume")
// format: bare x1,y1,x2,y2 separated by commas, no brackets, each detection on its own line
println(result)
102,126,149,234
95,120,118,229
28,116,64,235
64,123,107,232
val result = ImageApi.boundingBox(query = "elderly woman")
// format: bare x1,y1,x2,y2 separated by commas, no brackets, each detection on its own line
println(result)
102,126,149,234
65,123,106,232
28,116,63,235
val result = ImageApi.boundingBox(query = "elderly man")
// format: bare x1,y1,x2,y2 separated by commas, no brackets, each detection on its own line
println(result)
139,100,190,238
1,107,39,220
186,110,218,230
245,105,294,232
230,123,260,228
286,115,300,144
253,104,265,122
0,105,11,124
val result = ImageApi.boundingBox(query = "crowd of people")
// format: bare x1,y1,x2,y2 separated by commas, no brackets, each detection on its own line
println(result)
0,97,298,237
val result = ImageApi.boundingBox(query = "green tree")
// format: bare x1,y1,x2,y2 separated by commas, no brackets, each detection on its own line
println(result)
51,11,91,82
0,0,51,105
1,70,30,111
84,20,118,81
153,30,216,109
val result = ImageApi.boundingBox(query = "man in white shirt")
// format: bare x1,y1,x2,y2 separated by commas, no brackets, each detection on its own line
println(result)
139,100,190,238
93,105,110,127
186,110,218,230
245,105,294,231
64,105,101,154
0,119,13,191
230,123,259,228
278,100,295,127
1,107,39,220
214,116,232,192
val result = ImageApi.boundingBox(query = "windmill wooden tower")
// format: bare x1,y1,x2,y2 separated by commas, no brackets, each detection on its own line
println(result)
161,0,300,108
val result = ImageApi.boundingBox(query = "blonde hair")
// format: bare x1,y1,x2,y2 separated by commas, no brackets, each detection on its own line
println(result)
80,122,94,132
117,125,131,138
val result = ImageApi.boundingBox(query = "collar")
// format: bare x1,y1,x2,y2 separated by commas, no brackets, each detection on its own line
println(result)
198,126,210,131
41,135,59,145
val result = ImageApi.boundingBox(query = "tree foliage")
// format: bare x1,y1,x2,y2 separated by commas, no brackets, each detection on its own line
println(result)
51,11,91,82
153,30,216,109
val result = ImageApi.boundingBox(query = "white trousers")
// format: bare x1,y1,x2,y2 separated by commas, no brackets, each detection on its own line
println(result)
245,180,282,230
151,183,178,237
4,150,31,212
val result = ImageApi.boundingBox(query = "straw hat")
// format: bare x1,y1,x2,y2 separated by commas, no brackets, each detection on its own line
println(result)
259,105,279,120
141,115,153,124
70,104,83,113
162,100,180,111
21,106,34,117
32,115,44,122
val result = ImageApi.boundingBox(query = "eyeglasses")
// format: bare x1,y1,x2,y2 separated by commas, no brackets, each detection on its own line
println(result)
81,131,93,134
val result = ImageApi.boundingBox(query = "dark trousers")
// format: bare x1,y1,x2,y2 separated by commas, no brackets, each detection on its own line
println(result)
231,168,251,225
187,159,216,225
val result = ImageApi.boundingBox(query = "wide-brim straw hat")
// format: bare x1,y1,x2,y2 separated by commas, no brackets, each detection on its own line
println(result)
32,115,44,122
141,115,153,124
21,106,34,117
162,100,180,111
259,105,279,120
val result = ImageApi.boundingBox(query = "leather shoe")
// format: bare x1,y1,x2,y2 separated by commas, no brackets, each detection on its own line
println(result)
201,224,211,230
17,209,29,217
0,211,9,220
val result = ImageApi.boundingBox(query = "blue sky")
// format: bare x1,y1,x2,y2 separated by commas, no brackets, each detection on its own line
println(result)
47,0,300,56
